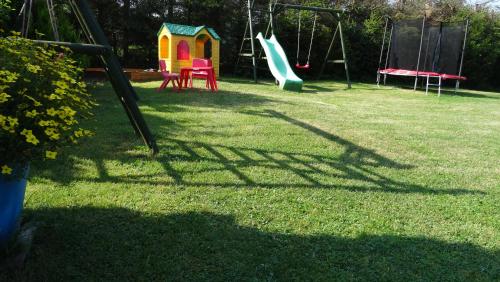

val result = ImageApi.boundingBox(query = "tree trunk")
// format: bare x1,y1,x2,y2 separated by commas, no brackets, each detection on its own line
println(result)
122,0,130,64
168,0,174,19
186,1,192,25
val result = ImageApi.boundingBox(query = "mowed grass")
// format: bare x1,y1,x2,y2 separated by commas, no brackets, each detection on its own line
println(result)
5,78,500,281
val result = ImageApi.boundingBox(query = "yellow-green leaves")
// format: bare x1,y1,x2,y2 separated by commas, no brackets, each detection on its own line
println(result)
21,129,40,145
45,151,57,160
0,92,10,103
26,63,41,74
1,165,12,175
0,33,95,168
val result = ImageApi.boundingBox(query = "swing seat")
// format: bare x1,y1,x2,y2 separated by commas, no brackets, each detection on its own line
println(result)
295,63,310,69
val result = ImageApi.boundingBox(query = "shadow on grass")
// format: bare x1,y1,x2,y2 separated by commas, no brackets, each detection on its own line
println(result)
301,84,342,94
4,207,498,281
216,77,349,94
141,88,281,110
33,103,484,196
438,89,500,99
379,81,499,99
30,83,485,195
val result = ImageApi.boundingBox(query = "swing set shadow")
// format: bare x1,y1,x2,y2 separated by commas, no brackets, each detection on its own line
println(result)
38,104,484,196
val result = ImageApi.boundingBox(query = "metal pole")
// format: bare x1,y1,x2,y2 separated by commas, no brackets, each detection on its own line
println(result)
318,23,338,79
382,24,393,86
68,0,95,45
69,0,142,139
22,0,33,37
306,13,317,65
258,19,272,59
296,12,301,64
384,24,393,71
377,17,388,84
46,0,60,41
248,0,257,83
73,0,158,154
234,18,249,74
377,17,388,73
337,15,351,89
456,19,469,91
30,40,111,55
273,3,343,14
269,0,275,35
414,16,426,91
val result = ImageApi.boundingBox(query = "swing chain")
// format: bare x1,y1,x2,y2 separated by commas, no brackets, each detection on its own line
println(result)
46,0,60,41
296,11,318,68
296,11,301,64
19,0,60,41
307,12,318,65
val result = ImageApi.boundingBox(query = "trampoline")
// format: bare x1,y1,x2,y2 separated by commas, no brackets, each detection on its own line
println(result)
377,18,469,96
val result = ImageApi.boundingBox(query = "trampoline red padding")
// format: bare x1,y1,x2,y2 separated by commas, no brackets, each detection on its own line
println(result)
378,68,466,81
376,18,469,96
440,73,467,81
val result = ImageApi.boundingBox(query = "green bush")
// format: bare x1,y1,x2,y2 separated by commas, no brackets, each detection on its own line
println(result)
0,0,12,26
0,33,95,178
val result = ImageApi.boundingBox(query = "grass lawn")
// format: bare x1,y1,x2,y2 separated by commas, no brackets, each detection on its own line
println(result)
4,78,500,281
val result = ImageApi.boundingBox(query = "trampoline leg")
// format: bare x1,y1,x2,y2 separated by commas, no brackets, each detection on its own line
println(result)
455,80,460,93
383,74,387,85
413,76,418,91
377,72,380,87
426,75,429,95
438,76,442,97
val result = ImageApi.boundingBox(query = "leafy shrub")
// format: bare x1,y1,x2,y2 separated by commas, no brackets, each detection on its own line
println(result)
0,33,95,178
0,0,12,26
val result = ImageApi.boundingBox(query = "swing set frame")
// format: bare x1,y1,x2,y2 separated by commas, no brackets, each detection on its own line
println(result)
15,0,158,154
295,10,317,69
236,0,351,89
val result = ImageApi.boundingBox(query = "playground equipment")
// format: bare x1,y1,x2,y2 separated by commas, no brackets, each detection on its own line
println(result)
295,11,318,69
157,23,220,77
17,0,158,154
235,0,351,90
257,33,303,91
157,60,181,92
190,59,215,89
377,17,469,96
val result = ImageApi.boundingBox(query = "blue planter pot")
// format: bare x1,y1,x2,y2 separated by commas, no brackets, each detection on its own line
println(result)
0,165,29,247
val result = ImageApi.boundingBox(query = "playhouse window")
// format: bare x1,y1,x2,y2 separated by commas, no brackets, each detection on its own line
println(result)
177,40,190,60
204,40,212,59
160,36,169,58
195,35,212,59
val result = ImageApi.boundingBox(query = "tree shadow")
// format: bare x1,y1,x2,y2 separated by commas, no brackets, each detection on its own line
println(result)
215,77,276,87
4,207,498,281
301,84,342,94
30,82,486,196
140,87,282,110
32,107,484,196
211,77,350,95
438,89,500,99
380,82,500,99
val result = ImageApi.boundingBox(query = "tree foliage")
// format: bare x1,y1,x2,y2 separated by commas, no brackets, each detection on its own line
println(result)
1,0,499,89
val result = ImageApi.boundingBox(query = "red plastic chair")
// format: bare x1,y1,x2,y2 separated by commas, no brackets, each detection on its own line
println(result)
157,60,180,92
189,59,212,89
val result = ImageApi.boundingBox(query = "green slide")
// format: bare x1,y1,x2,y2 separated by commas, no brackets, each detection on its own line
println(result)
256,33,303,92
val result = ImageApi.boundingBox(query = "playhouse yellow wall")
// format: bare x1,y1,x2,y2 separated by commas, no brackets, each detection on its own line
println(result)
158,27,220,77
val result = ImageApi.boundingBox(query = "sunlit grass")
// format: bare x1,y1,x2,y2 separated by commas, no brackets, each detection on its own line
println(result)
6,78,500,281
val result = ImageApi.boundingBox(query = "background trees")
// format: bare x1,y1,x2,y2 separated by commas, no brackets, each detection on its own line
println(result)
1,0,498,89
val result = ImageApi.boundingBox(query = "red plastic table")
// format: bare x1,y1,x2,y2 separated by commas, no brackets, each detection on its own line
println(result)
179,66,218,92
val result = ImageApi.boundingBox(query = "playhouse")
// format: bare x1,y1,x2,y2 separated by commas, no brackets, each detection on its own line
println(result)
157,23,220,76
